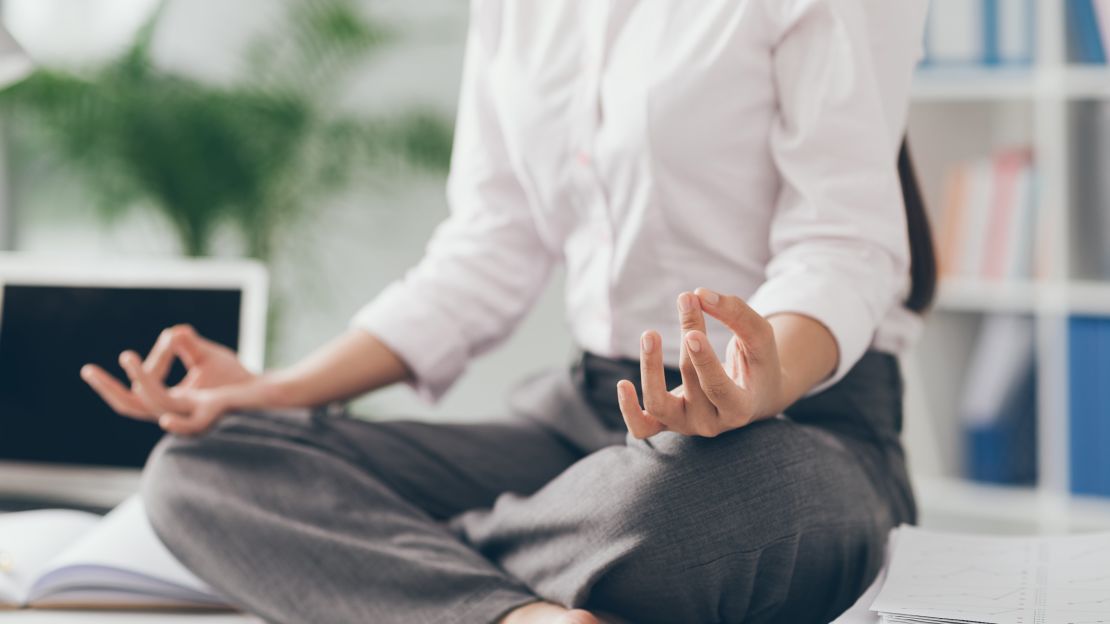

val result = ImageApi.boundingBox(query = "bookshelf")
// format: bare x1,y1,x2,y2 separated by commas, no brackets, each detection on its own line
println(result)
936,279,1110,315
905,1,1110,531
913,68,1036,102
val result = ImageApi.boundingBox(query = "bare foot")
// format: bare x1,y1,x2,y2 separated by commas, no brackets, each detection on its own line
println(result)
500,601,600,624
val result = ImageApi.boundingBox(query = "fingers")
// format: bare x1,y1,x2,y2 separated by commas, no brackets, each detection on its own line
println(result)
157,401,219,436
119,351,193,415
158,414,207,436
639,331,680,420
177,367,204,389
160,383,236,436
143,324,207,382
143,329,178,381
676,292,715,414
683,330,744,413
80,364,153,419
694,288,774,357
616,380,664,439
167,324,206,369
677,292,707,335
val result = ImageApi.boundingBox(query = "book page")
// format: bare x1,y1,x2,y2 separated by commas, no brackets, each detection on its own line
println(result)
27,496,226,608
0,509,101,606
871,526,1110,624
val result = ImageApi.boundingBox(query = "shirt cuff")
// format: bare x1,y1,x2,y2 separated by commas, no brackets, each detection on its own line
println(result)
349,282,470,403
747,275,879,397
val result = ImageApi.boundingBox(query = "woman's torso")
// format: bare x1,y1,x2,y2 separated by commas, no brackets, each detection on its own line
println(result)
473,0,928,365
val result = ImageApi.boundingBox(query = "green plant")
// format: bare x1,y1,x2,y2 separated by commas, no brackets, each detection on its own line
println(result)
1,0,453,259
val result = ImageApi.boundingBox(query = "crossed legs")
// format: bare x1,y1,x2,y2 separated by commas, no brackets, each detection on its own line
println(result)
143,409,892,623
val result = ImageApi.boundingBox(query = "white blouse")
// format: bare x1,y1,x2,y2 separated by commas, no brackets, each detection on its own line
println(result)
354,0,929,401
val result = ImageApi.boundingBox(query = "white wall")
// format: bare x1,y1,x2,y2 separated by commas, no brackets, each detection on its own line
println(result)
5,0,574,421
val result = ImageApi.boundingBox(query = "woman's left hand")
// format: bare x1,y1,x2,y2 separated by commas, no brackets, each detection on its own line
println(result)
616,288,791,439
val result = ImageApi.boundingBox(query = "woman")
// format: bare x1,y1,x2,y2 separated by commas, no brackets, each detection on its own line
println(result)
83,1,932,622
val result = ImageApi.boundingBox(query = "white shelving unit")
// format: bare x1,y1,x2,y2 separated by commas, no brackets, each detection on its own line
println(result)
905,2,1110,532
913,67,1036,102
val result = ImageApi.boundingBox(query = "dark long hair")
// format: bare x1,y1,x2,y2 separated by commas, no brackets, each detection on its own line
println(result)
898,139,937,313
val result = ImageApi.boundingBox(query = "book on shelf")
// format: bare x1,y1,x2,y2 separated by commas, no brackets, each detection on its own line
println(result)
959,314,1037,485
1069,316,1110,498
1071,101,1110,279
936,148,1038,281
1098,0,1110,56
1068,0,1109,64
869,525,1110,623
0,496,230,610
922,0,1034,68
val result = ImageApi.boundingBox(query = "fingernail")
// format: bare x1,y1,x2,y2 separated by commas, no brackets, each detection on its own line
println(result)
677,293,692,313
641,332,654,354
80,365,92,380
699,289,720,305
159,415,172,428
686,333,702,353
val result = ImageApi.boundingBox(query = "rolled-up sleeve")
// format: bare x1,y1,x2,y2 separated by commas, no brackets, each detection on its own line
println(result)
351,3,555,402
747,0,913,393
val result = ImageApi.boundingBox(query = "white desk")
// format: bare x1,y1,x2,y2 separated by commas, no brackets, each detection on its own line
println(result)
0,572,885,624
829,564,884,624
0,579,882,624
0,613,259,623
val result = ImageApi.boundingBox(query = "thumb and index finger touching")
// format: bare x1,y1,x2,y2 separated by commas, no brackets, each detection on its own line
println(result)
159,325,208,370
79,324,210,418
140,324,211,380
693,288,772,356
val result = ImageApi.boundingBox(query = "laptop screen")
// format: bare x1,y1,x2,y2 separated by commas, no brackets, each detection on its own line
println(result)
0,284,242,468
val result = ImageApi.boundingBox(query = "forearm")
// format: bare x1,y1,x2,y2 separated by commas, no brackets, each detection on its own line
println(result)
228,329,412,410
767,312,838,411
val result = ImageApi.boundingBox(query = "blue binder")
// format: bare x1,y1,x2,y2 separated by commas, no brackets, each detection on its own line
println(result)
967,358,1037,485
1067,0,1108,64
1070,316,1110,496
962,315,1038,485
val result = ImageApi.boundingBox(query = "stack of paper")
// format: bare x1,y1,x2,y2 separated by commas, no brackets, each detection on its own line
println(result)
871,526,1110,623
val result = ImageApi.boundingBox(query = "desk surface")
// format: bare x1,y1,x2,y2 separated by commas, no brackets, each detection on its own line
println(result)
0,598,877,624
0,571,884,624
0,613,259,623
0,608,872,624
0,592,878,624
829,564,883,624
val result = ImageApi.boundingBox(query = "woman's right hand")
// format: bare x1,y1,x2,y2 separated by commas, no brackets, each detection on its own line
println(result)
81,324,257,435
84,324,413,436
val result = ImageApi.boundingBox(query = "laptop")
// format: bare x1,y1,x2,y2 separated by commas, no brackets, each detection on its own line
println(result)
0,255,267,509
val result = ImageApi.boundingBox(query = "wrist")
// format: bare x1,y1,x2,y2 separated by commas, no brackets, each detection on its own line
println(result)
765,312,837,413
254,370,303,408
764,362,794,419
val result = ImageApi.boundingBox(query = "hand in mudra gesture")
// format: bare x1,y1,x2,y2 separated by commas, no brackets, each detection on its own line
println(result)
617,288,789,439
81,324,254,435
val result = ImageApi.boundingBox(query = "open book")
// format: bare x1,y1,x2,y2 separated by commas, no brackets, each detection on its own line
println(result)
0,496,230,610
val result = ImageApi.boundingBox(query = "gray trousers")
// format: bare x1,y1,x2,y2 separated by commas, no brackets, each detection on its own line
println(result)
142,352,915,624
